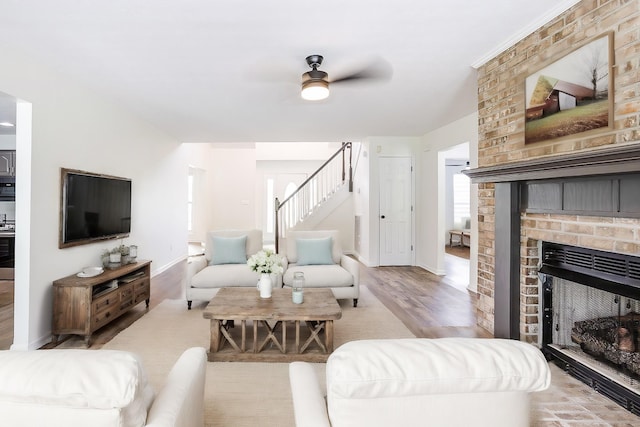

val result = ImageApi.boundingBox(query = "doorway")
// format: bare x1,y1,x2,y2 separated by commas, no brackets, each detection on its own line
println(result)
441,143,470,292
0,91,17,350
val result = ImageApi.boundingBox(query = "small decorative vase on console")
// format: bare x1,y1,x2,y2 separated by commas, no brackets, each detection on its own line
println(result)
258,273,272,298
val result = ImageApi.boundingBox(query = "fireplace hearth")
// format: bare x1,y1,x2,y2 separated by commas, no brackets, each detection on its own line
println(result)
540,242,640,415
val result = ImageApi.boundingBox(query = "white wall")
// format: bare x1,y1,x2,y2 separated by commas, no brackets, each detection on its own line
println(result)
353,142,371,264
314,195,355,253
186,142,352,243
255,142,343,160
418,112,478,291
1,48,187,350
209,147,258,230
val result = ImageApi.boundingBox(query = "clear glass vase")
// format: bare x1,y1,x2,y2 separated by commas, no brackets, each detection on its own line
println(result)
292,272,304,304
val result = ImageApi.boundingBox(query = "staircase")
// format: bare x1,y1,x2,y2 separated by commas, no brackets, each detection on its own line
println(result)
275,142,353,252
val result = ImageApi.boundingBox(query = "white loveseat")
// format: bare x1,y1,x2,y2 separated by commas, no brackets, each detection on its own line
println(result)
186,229,266,309
289,338,550,427
281,230,360,307
0,346,207,427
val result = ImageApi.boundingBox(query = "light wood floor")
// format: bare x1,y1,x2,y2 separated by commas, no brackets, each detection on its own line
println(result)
0,253,487,350
0,280,13,350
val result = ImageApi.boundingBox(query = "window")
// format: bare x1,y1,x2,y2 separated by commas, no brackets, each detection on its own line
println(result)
187,166,205,235
266,178,274,233
453,173,470,228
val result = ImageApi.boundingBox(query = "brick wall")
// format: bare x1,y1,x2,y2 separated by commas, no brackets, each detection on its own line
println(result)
476,0,640,338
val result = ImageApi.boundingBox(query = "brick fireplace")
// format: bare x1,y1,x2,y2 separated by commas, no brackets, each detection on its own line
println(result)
471,0,640,338
467,0,640,413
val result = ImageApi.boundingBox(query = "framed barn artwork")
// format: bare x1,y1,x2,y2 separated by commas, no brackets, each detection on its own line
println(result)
524,32,614,144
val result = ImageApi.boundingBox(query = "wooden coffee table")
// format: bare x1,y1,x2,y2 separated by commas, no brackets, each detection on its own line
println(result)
202,287,342,362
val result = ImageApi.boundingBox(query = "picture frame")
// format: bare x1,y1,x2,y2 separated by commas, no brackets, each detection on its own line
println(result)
524,32,614,144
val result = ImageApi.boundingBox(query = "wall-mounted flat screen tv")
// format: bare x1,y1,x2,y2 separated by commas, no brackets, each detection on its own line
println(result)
59,168,132,248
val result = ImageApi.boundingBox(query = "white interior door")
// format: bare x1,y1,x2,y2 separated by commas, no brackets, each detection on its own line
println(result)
379,157,413,266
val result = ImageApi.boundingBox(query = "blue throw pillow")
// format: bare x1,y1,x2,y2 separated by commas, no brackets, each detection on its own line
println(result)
210,235,247,265
296,237,334,265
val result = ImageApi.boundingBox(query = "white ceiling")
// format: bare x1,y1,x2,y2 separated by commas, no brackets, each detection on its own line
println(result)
0,0,580,142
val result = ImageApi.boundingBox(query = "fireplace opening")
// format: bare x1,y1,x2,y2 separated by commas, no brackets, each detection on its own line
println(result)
540,242,640,415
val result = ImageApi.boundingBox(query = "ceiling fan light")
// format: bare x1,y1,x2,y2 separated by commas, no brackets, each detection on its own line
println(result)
301,81,329,101
301,69,330,101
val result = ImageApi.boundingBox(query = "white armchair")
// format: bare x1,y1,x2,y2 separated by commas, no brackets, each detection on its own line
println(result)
0,347,207,427
289,338,551,427
186,229,266,309
281,230,359,307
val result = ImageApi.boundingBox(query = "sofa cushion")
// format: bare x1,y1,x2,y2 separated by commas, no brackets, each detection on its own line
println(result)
283,264,353,288
209,235,247,265
285,230,342,264
191,264,261,288
326,338,551,401
296,237,334,265
0,349,154,427
204,229,262,263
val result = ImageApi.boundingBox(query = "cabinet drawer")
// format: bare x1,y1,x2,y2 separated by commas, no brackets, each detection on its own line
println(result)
134,288,150,304
119,298,134,311
93,307,117,330
92,291,118,313
134,280,150,304
119,283,134,300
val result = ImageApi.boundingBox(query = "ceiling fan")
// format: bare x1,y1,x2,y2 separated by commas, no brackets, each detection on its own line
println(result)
300,54,392,101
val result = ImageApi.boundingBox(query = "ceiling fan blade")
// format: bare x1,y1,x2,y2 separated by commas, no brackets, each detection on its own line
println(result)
330,57,393,84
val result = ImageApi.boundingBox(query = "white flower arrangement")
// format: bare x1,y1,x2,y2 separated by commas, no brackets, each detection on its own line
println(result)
247,248,283,274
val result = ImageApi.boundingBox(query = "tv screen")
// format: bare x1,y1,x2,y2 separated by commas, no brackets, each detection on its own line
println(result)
60,168,132,248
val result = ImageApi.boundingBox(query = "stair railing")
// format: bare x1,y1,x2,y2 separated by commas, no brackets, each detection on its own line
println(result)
275,142,352,252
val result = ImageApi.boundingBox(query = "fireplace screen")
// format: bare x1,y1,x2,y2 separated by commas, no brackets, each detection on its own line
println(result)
551,278,640,386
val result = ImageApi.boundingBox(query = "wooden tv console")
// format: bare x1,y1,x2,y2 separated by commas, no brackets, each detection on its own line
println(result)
52,260,151,346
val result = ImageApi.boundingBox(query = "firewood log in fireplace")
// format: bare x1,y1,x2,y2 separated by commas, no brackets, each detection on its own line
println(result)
571,313,640,376
618,327,635,352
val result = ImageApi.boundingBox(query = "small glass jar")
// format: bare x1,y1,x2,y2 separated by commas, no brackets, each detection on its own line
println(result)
292,271,304,304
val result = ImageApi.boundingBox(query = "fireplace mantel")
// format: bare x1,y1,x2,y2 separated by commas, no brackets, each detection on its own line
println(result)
465,144,640,183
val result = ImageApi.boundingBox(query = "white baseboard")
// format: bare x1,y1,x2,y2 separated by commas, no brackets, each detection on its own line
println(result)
151,255,187,278
417,262,446,276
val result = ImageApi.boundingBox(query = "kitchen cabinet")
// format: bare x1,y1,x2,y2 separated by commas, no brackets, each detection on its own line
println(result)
0,151,16,176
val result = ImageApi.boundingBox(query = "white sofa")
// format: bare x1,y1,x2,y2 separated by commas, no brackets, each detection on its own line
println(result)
0,346,207,427
281,230,360,307
186,229,267,309
289,338,550,427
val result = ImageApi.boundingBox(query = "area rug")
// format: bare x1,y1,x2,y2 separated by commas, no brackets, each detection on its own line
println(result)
102,285,415,427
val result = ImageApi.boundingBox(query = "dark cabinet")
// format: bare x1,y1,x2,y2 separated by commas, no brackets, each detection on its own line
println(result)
0,151,15,176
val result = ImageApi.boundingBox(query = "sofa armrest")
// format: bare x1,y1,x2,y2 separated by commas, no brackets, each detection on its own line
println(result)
289,362,331,427
339,255,359,288
276,257,289,288
146,347,207,427
186,257,207,287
